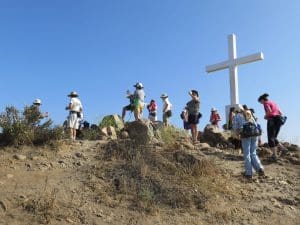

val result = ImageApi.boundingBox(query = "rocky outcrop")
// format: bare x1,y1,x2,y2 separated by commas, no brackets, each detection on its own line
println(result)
201,124,232,148
125,120,155,145
100,114,124,131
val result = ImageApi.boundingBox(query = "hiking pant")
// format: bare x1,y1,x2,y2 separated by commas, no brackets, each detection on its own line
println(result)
241,136,263,176
267,116,282,148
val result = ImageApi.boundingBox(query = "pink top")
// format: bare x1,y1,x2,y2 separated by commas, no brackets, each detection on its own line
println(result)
264,100,281,119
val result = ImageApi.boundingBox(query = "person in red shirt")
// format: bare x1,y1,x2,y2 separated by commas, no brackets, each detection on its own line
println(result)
258,93,285,161
147,99,158,122
210,108,221,127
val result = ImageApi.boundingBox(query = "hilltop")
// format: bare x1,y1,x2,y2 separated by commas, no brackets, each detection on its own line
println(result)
0,124,299,225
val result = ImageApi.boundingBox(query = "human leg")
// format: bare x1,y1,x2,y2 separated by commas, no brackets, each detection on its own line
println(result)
242,138,253,176
267,119,277,158
249,137,264,172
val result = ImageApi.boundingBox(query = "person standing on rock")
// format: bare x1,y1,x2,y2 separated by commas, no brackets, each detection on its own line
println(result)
161,94,172,126
210,108,221,128
133,82,145,121
66,91,83,141
233,108,265,180
185,90,200,144
258,93,286,161
147,99,158,122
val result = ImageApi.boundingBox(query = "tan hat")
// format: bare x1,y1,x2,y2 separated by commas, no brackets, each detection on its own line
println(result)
68,91,79,97
160,93,168,99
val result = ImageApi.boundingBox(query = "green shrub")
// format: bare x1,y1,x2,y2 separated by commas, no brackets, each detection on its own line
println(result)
0,106,63,146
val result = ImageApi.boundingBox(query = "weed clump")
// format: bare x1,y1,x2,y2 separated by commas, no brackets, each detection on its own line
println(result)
0,106,63,146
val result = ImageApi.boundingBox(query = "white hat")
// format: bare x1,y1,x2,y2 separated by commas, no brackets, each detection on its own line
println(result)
134,82,144,89
160,93,168,99
33,99,42,105
68,91,79,97
211,108,217,112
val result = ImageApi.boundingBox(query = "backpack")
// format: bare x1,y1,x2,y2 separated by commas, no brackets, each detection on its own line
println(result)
241,121,262,138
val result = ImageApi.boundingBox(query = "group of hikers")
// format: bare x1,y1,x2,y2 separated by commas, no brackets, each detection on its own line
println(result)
122,82,202,143
29,82,286,180
120,82,287,180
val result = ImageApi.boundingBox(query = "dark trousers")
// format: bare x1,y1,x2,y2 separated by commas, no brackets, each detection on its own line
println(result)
267,116,282,148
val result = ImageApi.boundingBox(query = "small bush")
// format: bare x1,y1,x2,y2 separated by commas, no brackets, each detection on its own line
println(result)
0,106,63,146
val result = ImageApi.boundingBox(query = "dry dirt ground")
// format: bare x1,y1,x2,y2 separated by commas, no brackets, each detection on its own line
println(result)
0,140,299,225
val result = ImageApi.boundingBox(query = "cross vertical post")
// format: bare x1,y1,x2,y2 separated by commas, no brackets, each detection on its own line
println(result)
228,34,239,106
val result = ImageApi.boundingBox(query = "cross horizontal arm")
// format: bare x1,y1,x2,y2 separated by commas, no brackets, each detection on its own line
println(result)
234,52,264,66
206,60,230,73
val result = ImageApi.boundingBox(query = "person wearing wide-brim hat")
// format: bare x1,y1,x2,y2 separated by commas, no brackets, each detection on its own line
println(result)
185,90,201,143
68,91,79,97
210,107,221,127
160,93,172,126
66,91,83,140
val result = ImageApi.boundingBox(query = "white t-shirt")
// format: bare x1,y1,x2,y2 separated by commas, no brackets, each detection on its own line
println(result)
70,97,83,112
163,98,172,112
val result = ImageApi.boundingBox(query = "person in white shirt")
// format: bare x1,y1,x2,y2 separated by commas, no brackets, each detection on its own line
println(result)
66,91,83,140
161,93,172,126
133,82,145,121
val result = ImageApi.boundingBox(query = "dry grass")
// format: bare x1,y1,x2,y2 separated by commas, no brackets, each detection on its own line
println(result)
84,139,233,214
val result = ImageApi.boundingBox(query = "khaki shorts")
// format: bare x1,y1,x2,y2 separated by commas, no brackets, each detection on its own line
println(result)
135,103,144,114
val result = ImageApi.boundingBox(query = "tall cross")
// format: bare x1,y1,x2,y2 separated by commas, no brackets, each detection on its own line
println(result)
206,34,264,106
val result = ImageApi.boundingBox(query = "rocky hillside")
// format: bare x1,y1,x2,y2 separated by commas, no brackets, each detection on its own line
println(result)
0,122,299,225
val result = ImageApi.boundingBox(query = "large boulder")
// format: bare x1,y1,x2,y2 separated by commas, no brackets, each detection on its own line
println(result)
201,124,231,147
125,120,155,145
100,114,124,131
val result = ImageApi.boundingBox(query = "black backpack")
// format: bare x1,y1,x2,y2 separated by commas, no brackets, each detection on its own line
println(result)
241,122,262,138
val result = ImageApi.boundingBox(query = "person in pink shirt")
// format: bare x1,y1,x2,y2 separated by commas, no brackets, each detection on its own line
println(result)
258,93,284,161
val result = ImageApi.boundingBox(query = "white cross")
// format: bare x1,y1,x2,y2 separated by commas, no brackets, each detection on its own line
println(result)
206,34,264,106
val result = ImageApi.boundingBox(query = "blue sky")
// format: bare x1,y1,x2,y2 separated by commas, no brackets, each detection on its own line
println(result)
0,0,299,143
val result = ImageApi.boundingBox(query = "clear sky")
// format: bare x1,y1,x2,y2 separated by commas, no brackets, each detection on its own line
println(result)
0,0,299,143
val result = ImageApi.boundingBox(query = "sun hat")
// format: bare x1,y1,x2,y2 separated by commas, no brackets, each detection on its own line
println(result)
134,82,144,89
160,93,168,99
33,99,42,105
68,91,79,97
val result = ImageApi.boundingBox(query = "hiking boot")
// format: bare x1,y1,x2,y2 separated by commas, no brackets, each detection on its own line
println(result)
241,172,252,180
258,169,265,177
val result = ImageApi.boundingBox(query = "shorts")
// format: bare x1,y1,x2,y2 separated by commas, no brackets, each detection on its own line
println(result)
135,103,144,114
68,113,80,129
124,104,134,111
188,114,200,125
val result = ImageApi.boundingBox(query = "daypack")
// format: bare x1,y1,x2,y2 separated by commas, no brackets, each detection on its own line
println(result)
241,121,262,138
